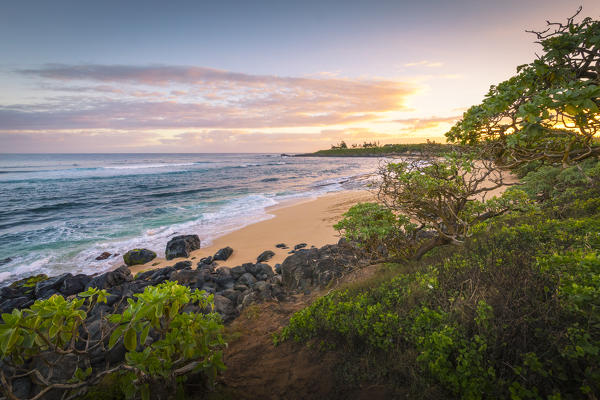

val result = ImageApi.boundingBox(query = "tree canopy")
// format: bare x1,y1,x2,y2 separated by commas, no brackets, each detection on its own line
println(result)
446,8,600,167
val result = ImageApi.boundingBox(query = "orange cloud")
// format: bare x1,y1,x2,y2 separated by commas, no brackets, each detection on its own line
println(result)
2,64,418,131
394,115,460,130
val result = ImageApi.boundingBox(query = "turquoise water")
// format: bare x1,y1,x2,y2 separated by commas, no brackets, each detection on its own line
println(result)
0,153,381,284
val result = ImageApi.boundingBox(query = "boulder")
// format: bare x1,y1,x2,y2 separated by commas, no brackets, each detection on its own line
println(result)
294,243,307,250
245,263,274,280
95,252,112,261
201,281,217,293
60,274,92,296
213,294,236,321
0,296,33,313
237,272,257,287
0,285,27,300
165,235,201,260
213,246,233,261
173,260,192,270
220,288,240,304
8,274,48,298
199,256,213,265
281,243,367,292
214,267,234,289
86,266,133,290
123,249,156,266
230,265,246,280
257,250,275,263
35,273,72,299
169,269,204,288
275,243,287,249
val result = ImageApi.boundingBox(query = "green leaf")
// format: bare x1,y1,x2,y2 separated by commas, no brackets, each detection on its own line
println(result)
124,327,137,351
109,326,124,349
140,324,150,346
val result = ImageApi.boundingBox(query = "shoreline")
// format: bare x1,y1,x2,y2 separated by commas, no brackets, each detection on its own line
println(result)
128,189,375,274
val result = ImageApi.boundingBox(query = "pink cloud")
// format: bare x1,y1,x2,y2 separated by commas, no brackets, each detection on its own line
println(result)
1,64,418,131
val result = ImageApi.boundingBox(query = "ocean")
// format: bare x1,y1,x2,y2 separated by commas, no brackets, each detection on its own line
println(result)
0,153,381,285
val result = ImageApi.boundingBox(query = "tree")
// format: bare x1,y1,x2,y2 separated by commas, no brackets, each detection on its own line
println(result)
375,151,530,259
446,8,600,167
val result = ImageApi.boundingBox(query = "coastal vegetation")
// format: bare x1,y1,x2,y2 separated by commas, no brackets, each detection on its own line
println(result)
300,142,452,157
1,8,599,400
277,9,600,399
0,282,225,400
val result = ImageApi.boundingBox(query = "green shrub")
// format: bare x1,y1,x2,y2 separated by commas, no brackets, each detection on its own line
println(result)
279,207,600,399
334,202,416,256
0,281,226,400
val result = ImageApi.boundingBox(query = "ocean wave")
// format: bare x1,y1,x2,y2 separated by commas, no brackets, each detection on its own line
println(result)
103,163,197,170
147,187,220,198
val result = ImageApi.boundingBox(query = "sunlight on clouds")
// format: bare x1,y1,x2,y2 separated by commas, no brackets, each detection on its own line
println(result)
0,64,466,152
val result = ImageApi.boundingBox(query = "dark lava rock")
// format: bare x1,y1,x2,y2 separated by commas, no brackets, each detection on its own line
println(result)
86,266,133,290
197,263,216,273
247,263,274,280
237,272,257,287
230,265,246,280
60,274,92,296
234,284,249,292
294,243,307,250
1,285,27,299
95,252,112,261
214,267,234,289
199,256,213,265
220,288,240,304
0,296,33,313
35,273,72,299
256,250,275,263
281,243,368,292
123,249,156,266
165,235,201,260
201,281,217,293
213,294,236,321
169,269,204,288
213,246,233,261
274,263,282,274
173,260,192,270
275,243,287,249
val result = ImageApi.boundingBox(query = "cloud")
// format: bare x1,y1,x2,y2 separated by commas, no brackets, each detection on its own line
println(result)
404,60,444,68
1,64,418,131
394,115,460,130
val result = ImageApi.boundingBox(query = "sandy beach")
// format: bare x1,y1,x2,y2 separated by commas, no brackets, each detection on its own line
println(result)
129,190,375,274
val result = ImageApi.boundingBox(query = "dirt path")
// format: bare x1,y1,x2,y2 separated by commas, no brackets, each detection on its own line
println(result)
205,264,391,400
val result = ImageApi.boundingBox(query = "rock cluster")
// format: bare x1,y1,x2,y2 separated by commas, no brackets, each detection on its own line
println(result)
1,240,368,322
281,240,368,292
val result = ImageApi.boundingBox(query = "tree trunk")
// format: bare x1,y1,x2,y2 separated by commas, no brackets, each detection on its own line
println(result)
412,236,450,261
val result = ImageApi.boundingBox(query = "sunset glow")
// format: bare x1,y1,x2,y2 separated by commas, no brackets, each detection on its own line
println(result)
1,0,599,152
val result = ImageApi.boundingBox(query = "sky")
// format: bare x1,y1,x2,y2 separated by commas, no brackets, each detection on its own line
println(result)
1,0,599,153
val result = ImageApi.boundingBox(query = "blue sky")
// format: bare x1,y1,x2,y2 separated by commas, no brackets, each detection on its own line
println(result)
1,0,599,152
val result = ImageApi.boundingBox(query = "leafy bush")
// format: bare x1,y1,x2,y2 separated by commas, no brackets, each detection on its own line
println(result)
334,202,416,256
279,199,600,398
0,281,226,400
